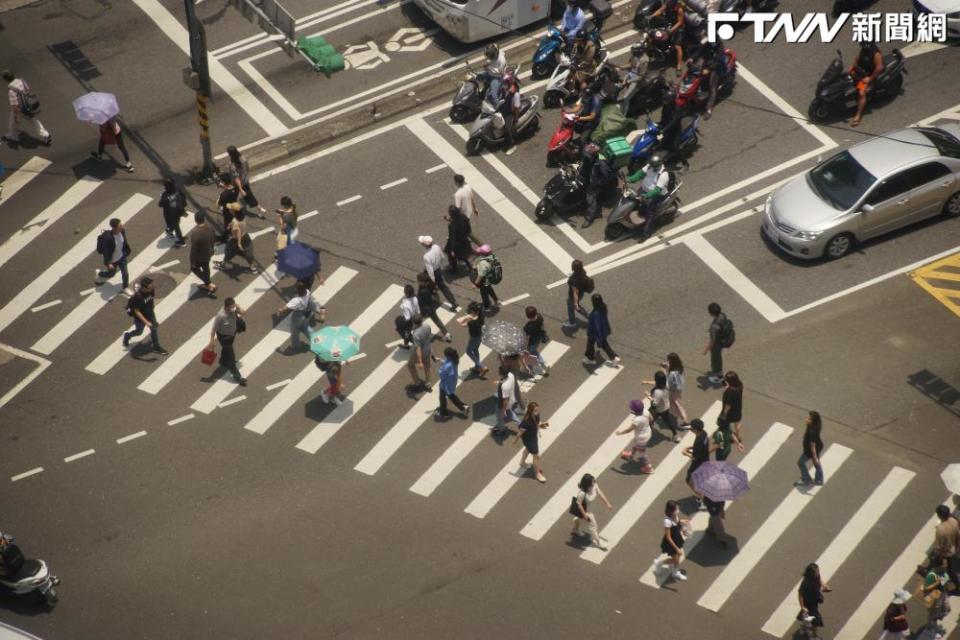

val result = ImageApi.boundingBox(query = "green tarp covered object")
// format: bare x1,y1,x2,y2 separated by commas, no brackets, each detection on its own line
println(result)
297,35,345,75
591,103,636,146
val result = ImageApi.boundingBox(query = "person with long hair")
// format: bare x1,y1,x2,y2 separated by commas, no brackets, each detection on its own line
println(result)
648,370,680,442
523,305,550,375
275,195,298,248
711,412,741,462
563,259,592,329
655,499,689,582
456,301,487,376
514,401,549,483
721,371,744,443
796,562,831,639
436,347,469,418
570,473,613,549
796,411,824,487
663,352,689,425
617,399,654,473
417,271,452,342
226,145,266,217
584,293,621,366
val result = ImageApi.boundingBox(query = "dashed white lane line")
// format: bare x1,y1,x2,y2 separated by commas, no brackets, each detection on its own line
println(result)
79,287,96,296
425,163,447,174
265,379,291,391
379,178,408,191
11,467,43,482
30,300,62,313
218,395,247,408
149,259,179,272
500,293,530,306
337,195,362,207
167,414,195,426
116,431,147,444
63,449,95,464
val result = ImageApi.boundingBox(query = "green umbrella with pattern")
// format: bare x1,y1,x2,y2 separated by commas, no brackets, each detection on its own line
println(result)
309,325,360,362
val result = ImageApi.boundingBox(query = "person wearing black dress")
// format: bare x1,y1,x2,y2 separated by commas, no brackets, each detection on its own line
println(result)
655,499,689,582
721,371,744,443
514,402,549,483
444,205,474,274
797,562,831,639
683,419,710,510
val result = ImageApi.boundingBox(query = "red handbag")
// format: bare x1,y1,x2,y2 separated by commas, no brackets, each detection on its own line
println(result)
201,346,216,366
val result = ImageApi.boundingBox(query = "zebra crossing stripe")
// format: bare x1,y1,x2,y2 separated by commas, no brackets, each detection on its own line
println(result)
464,361,623,519
30,195,177,355
410,341,570,498
639,421,794,588
0,177,101,271
833,493,953,640
761,465,915,637
696,444,854,612
189,267,356,414
580,402,723,564
354,343,493,476
243,285,403,437
0,156,50,206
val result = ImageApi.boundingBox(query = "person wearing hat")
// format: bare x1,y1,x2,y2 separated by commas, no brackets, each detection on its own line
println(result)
616,400,653,473
418,235,459,312
470,244,500,313
878,590,911,640
122,276,167,355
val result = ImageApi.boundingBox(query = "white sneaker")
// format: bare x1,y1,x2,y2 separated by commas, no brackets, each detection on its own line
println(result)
562,321,576,329
708,375,723,384
653,557,664,571
331,395,342,406
582,357,596,366
672,570,687,581
443,333,453,342
320,390,330,404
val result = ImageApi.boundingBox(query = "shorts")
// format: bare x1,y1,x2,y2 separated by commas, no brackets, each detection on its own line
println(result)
856,78,869,93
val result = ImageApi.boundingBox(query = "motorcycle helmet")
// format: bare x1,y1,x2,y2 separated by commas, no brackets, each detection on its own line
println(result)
630,43,645,58
485,44,499,61
575,28,589,41
649,153,665,170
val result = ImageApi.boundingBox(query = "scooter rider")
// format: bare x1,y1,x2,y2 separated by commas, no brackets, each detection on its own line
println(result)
500,75,522,155
561,0,587,38
570,29,599,87
571,81,603,142
626,152,670,240
849,40,884,127
697,40,727,118
658,89,684,154
479,44,507,105
0,533,24,577
581,143,616,229
649,0,685,74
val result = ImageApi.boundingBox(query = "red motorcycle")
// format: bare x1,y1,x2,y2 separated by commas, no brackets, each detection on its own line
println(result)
675,49,737,112
546,110,583,167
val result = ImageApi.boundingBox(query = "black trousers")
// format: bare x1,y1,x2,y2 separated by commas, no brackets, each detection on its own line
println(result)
709,342,724,375
163,210,184,241
99,132,130,162
217,333,242,380
240,181,260,208
585,335,617,361
191,260,211,286
438,389,467,415
431,268,457,308
479,283,498,309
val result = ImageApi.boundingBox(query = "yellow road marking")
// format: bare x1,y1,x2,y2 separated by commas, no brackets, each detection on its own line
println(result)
909,252,960,318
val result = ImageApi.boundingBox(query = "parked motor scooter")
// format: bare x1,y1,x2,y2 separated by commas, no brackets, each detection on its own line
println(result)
808,48,906,122
0,534,60,607
605,169,682,240
547,110,584,166
466,94,542,155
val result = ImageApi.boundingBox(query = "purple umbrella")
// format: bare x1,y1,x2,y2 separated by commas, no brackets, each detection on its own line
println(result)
277,243,320,280
691,462,750,502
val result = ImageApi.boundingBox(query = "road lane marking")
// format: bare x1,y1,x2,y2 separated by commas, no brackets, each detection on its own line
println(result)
246,285,404,438
79,287,96,296
149,259,180,272
464,361,623,519
909,251,960,318
116,430,147,444
696,444,854,612
189,267,356,413
266,379,291,391
737,63,834,148
0,342,51,412
10,467,43,482
29,300,61,313
500,293,530,306
31,195,188,355
167,414,195,426
410,341,569,498
218,395,247,408
580,402,722,564
337,195,362,206
379,178,407,191
354,342,492,475
129,0,287,137
0,177,101,271
639,422,793,588
761,466,915,637
0,156,50,206
425,163,447,174
833,495,953,640
64,449,95,463
408,119,574,275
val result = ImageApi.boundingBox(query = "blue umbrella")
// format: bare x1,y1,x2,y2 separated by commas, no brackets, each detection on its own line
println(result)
277,243,320,280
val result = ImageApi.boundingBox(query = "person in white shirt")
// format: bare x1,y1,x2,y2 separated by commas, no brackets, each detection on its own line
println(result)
570,473,613,550
616,399,654,473
396,284,420,348
626,153,671,240
2,70,50,146
273,280,323,352
418,235,458,311
453,174,479,219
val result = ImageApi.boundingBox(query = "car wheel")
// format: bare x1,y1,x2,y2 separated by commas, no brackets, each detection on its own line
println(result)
943,190,960,217
823,232,854,259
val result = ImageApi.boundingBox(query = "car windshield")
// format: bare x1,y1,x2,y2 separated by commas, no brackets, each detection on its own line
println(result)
808,151,876,210
919,128,960,160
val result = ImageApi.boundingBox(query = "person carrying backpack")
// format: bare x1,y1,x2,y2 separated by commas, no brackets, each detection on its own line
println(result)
158,178,187,246
702,302,734,385
2,69,51,146
273,279,323,353
96,218,132,291
122,277,167,355
471,244,501,313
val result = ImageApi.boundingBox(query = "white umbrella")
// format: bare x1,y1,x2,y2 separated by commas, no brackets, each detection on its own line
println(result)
941,464,960,494
72,92,119,125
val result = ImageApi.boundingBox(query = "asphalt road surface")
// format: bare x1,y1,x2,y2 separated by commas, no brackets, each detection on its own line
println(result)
0,0,959,638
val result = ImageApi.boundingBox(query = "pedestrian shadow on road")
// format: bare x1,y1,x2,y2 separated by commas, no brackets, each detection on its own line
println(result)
1,134,46,152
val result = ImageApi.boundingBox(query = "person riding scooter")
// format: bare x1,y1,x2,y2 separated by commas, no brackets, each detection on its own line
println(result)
695,39,727,118
625,152,670,240
0,533,24,578
657,89,685,154
848,40,884,127
478,44,508,106
500,76,523,155
561,0,587,38
581,143,616,229
571,82,603,141
648,0,685,73
570,29,600,88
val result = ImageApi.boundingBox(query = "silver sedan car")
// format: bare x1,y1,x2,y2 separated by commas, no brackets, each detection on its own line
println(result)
763,124,960,260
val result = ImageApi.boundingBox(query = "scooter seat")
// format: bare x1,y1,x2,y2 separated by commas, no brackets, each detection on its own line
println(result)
3,558,39,581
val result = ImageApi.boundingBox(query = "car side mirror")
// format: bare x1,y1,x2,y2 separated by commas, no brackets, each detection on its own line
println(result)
861,204,874,214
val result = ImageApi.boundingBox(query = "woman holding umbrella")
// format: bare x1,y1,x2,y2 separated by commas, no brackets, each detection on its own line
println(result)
91,116,133,172
690,459,752,552
310,324,361,405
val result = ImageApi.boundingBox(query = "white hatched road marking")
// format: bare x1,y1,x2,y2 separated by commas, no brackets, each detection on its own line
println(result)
29,300,61,313
218,395,246,408
696,444,854,612
406,119,573,275
0,156,50,205
833,494,953,640
64,449,95,463
761,466,915,637
116,430,147,444
425,164,447,174
639,422,793,588
0,177,100,271
245,285,404,438
10,467,43,482
265,379,291,391
189,267,356,414
0,342,51,412
354,341,492,475
464,362,623,519
580,402,723,564
30,194,159,354
167,413,195,426
410,341,570,498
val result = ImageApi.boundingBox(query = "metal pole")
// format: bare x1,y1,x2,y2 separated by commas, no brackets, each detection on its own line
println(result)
196,93,213,180
185,0,215,182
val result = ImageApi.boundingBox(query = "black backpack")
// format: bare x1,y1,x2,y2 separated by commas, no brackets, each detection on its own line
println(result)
718,314,735,348
15,88,40,116
96,230,112,257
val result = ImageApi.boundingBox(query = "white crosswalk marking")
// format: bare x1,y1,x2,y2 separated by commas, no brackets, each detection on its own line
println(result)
243,284,402,437
761,466,915,637
0,156,51,206
833,494,952,640
464,362,624,519
410,341,570,498
189,267,356,413
0,177,101,271
520,414,632,540
30,195,168,354
580,402,722,564
696,444,854,612
354,342,493,475
138,265,284,394
639,422,793,588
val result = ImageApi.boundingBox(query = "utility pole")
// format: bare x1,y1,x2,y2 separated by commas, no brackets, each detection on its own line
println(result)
184,0,215,182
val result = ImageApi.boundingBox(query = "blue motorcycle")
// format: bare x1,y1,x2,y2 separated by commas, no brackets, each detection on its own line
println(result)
532,25,567,79
627,113,700,171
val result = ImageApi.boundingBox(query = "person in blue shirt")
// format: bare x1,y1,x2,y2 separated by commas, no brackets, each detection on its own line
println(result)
573,82,602,141
561,1,587,36
435,347,470,419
